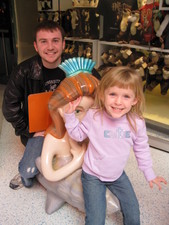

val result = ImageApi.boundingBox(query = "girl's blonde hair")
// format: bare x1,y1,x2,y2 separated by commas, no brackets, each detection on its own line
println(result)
94,66,145,132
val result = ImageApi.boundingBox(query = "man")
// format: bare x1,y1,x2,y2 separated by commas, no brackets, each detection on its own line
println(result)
2,20,100,190
2,20,66,189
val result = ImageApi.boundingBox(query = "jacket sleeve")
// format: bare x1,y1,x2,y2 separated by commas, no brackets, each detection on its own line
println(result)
92,68,101,80
2,66,30,137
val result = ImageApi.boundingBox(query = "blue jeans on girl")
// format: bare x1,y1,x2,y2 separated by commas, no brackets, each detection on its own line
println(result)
81,170,140,225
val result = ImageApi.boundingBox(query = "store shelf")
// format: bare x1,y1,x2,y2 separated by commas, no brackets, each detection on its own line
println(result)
99,40,151,51
97,40,169,68
65,37,98,67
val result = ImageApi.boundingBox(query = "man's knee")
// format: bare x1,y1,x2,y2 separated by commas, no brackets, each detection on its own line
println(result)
19,161,38,179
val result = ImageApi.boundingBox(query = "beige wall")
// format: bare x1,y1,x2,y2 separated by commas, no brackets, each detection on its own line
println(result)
60,0,72,10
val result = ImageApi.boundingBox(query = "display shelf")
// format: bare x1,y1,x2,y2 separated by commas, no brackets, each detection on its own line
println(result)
97,41,169,68
65,37,99,67
159,0,169,10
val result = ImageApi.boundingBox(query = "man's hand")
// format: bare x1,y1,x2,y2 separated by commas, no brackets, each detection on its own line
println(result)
33,131,45,137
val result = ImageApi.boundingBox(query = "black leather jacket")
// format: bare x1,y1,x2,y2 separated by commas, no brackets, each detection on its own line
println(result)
2,55,66,145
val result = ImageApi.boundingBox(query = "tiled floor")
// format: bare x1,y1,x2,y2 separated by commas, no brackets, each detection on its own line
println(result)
0,84,169,225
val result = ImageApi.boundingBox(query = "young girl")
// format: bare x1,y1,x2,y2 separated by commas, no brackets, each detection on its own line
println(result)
64,66,167,225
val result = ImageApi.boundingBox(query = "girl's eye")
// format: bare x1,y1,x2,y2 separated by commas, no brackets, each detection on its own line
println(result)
124,95,130,99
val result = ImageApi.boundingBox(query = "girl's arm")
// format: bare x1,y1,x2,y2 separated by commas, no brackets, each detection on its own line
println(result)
133,119,167,189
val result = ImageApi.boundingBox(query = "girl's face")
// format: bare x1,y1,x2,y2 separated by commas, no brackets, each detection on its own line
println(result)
104,86,138,118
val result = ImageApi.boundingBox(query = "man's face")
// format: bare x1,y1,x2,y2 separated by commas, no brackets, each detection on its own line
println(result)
34,28,65,68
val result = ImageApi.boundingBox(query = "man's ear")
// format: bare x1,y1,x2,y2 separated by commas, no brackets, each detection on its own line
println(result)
34,41,38,52
62,39,66,51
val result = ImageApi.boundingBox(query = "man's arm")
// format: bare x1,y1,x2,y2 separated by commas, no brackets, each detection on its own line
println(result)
92,68,101,80
2,66,30,137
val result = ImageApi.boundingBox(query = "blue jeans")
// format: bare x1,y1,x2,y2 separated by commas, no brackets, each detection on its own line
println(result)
18,136,44,187
81,170,140,225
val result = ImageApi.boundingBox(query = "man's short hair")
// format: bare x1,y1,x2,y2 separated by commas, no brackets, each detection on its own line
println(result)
34,20,65,42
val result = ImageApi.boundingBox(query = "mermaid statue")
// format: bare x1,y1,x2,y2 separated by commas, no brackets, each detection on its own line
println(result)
35,57,120,215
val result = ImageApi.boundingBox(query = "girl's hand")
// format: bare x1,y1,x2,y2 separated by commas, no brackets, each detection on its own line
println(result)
64,96,82,114
149,176,167,190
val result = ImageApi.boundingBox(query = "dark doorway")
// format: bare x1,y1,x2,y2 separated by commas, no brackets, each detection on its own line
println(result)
0,0,16,84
